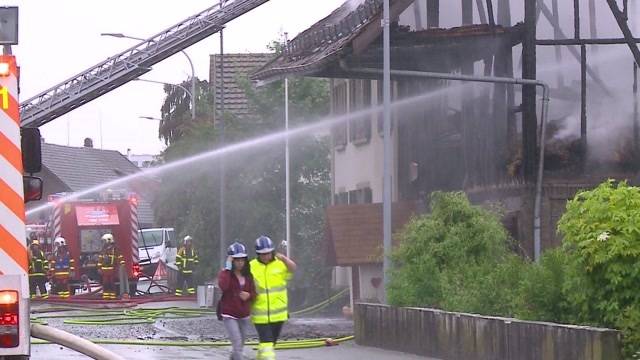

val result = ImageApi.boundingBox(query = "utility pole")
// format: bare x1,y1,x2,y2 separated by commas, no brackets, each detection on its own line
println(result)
382,0,392,304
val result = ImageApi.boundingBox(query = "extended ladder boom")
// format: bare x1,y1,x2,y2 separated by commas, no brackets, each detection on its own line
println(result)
20,0,271,128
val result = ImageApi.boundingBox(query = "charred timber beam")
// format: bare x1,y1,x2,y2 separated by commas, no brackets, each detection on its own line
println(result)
581,45,587,151
523,0,537,184
486,0,495,26
574,0,580,39
537,0,611,96
606,0,640,68
427,0,439,28
476,0,488,24
537,37,640,45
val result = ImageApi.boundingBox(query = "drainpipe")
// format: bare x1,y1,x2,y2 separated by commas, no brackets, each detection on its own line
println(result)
342,65,550,261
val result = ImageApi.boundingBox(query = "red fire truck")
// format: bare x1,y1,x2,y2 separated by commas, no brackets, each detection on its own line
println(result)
46,191,141,296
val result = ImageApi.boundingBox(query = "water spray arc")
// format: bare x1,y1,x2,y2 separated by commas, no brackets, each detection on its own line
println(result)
26,86,462,219
345,66,551,262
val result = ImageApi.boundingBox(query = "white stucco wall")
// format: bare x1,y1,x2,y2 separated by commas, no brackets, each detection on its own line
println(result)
333,80,398,202
358,263,384,302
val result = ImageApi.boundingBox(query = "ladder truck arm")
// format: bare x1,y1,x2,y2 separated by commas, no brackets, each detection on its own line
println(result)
20,0,272,128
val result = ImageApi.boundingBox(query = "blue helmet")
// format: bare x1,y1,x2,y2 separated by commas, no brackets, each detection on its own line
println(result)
227,242,248,258
255,236,274,254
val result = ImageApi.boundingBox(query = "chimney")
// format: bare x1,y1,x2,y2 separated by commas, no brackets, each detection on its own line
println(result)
83,137,93,148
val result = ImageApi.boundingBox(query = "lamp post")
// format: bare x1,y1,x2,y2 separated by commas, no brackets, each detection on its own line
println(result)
284,32,291,259
382,0,392,304
101,32,196,120
134,78,194,102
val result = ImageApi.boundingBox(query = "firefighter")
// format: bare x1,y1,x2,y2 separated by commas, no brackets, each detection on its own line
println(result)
98,233,125,300
50,237,75,299
175,235,199,296
250,236,296,360
28,238,49,299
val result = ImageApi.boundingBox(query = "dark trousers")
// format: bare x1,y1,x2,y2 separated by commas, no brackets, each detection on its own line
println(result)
255,322,284,344
176,271,194,296
52,274,70,298
29,275,47,298
102,269,117,299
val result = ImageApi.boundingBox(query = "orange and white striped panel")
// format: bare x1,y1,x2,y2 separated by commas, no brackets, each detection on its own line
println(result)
0,55,27,276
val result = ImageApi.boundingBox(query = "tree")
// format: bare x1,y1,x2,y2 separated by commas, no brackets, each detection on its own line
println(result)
158,78,213,145
152,57,332,306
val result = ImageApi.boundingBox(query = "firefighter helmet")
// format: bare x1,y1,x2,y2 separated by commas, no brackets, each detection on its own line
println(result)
101,233,114,243
255,236,274,254
183,235,193,244
227,242,248,258
54,237,66,246
31,239,40,246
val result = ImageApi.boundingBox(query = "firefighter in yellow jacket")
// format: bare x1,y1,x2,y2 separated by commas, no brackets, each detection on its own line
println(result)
50,237,75,299
250,236,296,360
98,233,125,300
28,238,49,299
176,235,199,296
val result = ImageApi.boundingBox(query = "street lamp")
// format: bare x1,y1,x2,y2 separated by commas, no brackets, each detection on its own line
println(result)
134,78,194,104
101,32,196,120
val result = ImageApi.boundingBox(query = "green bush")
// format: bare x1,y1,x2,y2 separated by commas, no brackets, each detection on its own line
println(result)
388,192,524,316
558,180,640,356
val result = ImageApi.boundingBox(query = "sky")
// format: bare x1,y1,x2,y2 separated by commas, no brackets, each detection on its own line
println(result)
8,0,346,156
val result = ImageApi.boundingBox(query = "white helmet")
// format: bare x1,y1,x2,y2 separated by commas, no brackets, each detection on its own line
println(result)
183,235,193,243
101,233,114,243
54,237,66,246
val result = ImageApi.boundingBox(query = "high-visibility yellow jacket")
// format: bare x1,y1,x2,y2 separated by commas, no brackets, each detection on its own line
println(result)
176,247,199,273
250,258,292,324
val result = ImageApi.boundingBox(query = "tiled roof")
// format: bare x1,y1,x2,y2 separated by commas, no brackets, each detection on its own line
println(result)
252,0,523,81
210,53,274,120
39,143,155,226
252,0,389,81
325,201,416,266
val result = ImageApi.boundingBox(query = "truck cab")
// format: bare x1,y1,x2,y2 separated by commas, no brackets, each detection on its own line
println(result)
138,228,177,277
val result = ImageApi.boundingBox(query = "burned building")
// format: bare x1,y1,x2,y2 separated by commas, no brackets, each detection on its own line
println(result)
253,0,640,304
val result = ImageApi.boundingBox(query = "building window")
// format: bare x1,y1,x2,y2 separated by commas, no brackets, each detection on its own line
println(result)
348,187,372,204
334,192,349,205
332,81,348,150
349,79,372,145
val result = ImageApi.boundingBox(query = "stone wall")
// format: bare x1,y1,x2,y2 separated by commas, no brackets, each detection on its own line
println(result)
355,303,621,360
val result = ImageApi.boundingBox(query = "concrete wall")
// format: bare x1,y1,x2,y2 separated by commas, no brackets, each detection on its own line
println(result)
355,303,621,360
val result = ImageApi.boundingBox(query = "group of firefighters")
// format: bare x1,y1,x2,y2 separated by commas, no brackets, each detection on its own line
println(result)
27,233,200,300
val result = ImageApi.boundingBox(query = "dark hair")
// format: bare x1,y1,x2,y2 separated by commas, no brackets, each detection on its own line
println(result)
231,257,252,278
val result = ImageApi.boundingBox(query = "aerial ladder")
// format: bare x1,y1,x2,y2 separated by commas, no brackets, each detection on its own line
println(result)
20,0,272,128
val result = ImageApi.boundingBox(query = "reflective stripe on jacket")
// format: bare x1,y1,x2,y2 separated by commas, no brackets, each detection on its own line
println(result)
176,247,199,273
98,247,125,271
250,258,291,324
29,249,49,276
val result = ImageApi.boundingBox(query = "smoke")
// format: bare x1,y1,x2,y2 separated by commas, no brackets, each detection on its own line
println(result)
344,0,365,13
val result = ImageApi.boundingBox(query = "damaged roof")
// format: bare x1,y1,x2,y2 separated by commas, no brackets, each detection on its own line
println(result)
252,0,523,81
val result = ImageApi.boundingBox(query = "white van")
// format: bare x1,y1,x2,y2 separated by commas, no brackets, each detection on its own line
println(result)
138,228,177,276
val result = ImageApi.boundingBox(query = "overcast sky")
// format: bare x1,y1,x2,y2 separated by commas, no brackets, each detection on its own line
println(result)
8,0,345,155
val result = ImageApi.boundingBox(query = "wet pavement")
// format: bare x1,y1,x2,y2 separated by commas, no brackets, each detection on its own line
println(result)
31,341,433,359
30,295,378,359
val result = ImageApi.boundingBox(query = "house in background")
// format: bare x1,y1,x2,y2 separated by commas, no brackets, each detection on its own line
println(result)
27,139,155,229
210,53,274,122
253,0,634,305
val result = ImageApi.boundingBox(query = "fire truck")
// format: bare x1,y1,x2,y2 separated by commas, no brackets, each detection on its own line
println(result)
0,54,43,358
45,192,142,297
